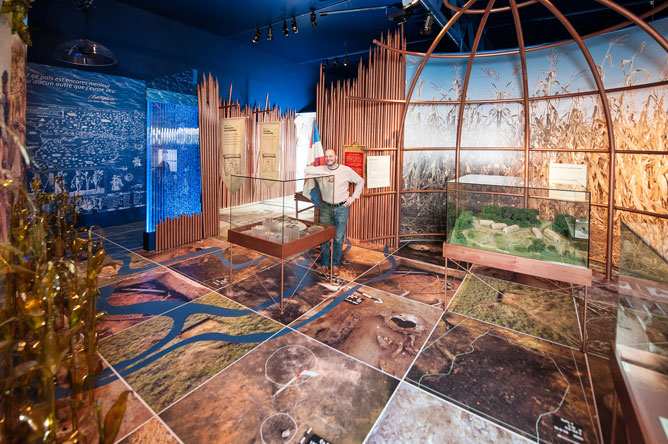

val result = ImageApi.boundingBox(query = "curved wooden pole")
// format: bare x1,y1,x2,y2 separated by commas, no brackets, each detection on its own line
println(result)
594,0,668,53
455,0,496,180
394,0,479,247
444,0,536,14
373,2,668,59
536,0,617,279
510,0,531,188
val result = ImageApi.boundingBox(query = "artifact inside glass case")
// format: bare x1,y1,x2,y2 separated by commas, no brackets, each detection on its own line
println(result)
228,173,335,247
445,176,590,267
616,221,668,362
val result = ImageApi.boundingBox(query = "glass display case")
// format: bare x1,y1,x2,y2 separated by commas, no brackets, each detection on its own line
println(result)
227,173,337,313
445,175,591,268
227,173,336,259
610,221,668,444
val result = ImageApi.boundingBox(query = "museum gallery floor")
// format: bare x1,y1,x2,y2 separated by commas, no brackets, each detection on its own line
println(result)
79,218,623,444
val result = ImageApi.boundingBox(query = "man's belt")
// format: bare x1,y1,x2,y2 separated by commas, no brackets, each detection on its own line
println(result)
323,200,346,207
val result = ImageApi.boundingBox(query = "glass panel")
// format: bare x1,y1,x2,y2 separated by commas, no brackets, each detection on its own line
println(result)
445,179,590,267
402,150,455,190
229,174,334,245
466,52,523,101
460,103,525,148
400,192,447,236
460,150,524,178
404,104,458,148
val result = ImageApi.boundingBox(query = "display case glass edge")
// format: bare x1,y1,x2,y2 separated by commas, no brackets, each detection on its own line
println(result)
228,173,336,260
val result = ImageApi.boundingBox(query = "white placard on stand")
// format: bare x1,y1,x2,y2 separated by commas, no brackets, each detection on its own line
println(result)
366,155,391,189
548,163,587,201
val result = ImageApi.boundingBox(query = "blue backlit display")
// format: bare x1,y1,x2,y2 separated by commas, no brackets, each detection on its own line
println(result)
146,89,201,232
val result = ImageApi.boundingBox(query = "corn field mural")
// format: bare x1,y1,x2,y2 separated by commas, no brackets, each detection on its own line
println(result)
401,17,668,266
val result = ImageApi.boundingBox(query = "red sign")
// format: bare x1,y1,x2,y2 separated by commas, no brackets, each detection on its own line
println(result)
344,151,364,179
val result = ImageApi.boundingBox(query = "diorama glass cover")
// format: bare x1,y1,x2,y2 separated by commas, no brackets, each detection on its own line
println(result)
229,173,335,244
445,175,591,267
615,221,668,365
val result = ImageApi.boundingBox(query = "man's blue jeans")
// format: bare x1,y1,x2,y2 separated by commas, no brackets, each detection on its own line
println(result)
319,204,349,268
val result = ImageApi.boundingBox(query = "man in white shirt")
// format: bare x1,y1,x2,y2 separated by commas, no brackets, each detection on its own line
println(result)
305,148,364,275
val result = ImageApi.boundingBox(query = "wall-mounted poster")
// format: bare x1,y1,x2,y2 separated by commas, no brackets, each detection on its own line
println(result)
25,63,146,226
344,142,365,180
548,163,588,201
367,155,391,189
220,116,247,193
258,121,280,186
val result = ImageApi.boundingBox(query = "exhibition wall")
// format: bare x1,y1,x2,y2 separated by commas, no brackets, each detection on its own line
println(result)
317,18,668,269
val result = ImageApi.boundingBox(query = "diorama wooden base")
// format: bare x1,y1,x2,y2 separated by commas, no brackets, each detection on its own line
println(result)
228,221,336,313
443,242,593,351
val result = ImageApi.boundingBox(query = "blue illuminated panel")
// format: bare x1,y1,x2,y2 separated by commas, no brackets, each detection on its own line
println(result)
146,89,201,233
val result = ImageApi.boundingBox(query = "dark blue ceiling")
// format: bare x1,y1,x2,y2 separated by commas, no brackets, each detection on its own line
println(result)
111,0,667,72
27,0,667,83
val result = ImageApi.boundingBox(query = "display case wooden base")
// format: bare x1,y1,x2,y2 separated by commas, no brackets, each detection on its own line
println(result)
228,220,336,313
443,242,593,351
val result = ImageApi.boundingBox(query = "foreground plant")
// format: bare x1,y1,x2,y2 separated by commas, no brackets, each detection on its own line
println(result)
0,124,127,443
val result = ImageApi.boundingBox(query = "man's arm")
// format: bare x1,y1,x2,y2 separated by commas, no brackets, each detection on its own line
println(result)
304,165,324,175
344,168,365,207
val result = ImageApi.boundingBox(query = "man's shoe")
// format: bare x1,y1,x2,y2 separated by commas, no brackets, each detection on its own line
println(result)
319,265,330,275
332,266,340,276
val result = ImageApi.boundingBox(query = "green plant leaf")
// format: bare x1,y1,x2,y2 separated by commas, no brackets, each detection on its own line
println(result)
101,391,130,444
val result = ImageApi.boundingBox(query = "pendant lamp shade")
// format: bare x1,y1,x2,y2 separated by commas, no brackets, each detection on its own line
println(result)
53,39,116,66
53,0,117,67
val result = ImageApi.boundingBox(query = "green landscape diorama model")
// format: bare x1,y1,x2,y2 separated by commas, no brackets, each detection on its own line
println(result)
447,204,589,267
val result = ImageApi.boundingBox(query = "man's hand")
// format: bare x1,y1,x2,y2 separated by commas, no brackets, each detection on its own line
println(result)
343,197,355,207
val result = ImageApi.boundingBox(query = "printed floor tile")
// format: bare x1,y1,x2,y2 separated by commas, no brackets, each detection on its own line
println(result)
222,260,343,325
588,354,627,444
99,292,282,412
55,359,152,444
294,284,442,378
395,240,445,267
160,330,398,444
407,312,601,444
367,382,532,444
585,300,617,358
168,243,277,290
449,273,582,348
98,268,211,338
117,418,179,444
359,254,450,309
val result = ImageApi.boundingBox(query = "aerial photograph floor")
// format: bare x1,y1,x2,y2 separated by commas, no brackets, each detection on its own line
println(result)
67,218,626,444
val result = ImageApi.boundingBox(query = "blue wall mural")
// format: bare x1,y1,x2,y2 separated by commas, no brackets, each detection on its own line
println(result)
146,88,201,233
26,63,146,226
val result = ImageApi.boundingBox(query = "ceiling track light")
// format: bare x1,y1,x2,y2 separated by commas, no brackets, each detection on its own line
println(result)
291,17,298,33
310,9,317,28
420,14,434,36
267,24,273,40
252,28,260,43
333,57,338,67
324,59,329,69
344,55,348,67
283,20,289,37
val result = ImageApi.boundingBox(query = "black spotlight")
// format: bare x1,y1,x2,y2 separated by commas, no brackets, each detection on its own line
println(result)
283,20,289,37
267,24,273,40
291,17,298,33
344,55,348,67
420,14,434,36
324,59,329,69
252,28,260,43
311,9,317,28
333,57,338,67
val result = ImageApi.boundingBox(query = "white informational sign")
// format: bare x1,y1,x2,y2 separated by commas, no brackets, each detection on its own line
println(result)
258,121,281,184
366,155,391,189
220,116,247,193
548,163,587,201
